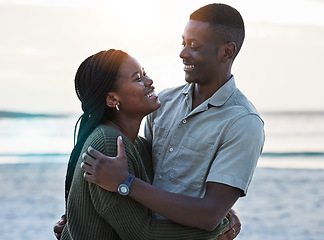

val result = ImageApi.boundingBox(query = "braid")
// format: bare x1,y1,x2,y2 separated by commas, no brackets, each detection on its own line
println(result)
65,49,128,203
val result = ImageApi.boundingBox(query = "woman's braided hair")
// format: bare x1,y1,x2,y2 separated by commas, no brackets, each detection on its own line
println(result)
65,49,128,203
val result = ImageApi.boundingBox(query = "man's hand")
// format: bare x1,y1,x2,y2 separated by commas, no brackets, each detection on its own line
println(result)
215,209,241,240
81,136,129,191
53,214,66,240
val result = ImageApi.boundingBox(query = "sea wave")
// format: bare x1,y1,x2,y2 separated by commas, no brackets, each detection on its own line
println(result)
0,110,69,118
1,152,324,169
261,152,324,157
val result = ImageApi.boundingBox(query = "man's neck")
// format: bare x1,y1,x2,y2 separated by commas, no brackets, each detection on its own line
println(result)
191,75,232,110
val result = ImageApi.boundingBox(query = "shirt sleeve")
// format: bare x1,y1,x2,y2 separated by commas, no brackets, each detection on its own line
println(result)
206,114,265,195
88,131,228,240
144,114,153,145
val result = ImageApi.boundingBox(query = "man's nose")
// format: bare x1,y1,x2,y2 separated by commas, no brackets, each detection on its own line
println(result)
179,45,190,59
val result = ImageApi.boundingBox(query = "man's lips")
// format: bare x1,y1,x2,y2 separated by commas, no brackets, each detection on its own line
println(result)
184,64,195,71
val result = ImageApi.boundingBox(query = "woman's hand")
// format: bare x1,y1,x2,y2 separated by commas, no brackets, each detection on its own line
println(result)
215,209,241,240
81,136,129,191
53,214,66,240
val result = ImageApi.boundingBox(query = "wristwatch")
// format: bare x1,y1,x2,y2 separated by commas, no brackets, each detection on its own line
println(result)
117,174,135,196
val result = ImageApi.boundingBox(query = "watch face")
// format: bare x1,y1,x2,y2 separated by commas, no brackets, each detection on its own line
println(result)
118,184,129,196
120,186,127,193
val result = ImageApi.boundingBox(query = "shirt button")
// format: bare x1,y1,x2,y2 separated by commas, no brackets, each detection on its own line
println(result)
169,148,173,152
158,175,162,180
182,119,187,124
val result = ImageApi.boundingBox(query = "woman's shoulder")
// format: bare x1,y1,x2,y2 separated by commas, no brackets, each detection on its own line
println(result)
83,125,123,154
88,125,123,143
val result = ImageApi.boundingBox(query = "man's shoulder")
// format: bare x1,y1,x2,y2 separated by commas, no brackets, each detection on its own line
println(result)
230,88,262,116
218,88,264,127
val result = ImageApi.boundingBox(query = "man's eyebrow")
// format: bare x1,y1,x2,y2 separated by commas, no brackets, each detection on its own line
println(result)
131,71,140,78
182,36,199,42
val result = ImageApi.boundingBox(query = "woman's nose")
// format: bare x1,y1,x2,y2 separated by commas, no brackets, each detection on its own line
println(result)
144,76,153,86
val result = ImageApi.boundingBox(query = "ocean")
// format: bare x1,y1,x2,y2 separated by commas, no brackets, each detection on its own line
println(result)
1,111,324,167
0,111,324,240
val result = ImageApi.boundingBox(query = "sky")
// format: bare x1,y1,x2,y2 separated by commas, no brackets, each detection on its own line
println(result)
0,0,324,114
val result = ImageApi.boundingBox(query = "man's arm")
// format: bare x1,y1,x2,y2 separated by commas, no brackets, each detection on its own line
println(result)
82,137,242,231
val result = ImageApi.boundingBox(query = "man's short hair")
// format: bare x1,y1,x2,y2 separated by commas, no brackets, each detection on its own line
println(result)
190,3,245,58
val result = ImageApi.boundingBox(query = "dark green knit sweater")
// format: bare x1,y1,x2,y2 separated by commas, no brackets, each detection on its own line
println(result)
62,125,228,240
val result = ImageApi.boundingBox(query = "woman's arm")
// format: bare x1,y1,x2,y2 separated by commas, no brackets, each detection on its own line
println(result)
82,136,242,232
53,210,241,240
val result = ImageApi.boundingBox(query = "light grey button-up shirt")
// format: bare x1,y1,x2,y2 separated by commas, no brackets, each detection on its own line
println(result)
144,76,265,199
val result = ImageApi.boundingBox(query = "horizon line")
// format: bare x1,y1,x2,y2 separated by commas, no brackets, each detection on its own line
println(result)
1,152,324,158
1,109,324,119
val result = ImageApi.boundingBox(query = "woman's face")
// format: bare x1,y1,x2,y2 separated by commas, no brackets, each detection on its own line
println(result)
115,55,161,117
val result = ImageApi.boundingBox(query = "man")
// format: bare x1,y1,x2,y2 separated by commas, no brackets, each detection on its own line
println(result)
55,3,263,239
142,2,264,230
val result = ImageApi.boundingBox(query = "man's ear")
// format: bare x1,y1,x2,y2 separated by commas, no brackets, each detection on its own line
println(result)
222,42,236,62
106,92,120,108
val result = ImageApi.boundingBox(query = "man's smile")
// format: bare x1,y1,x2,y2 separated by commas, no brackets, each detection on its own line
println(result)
184,64,195,71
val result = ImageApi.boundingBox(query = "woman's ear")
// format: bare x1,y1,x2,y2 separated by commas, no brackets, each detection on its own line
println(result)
106,93,119,108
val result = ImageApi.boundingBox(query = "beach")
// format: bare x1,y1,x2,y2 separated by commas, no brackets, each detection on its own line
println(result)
1,157,324,240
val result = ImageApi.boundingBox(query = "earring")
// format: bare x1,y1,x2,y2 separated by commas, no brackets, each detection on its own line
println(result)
115,104,120,111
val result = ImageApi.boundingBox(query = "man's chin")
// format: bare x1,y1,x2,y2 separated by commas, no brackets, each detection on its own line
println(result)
184,77,194,83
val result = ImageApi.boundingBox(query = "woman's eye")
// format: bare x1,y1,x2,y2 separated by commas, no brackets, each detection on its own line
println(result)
135,73,142,81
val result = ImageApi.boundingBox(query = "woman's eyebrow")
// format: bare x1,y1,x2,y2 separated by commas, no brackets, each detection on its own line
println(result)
131,71,140,78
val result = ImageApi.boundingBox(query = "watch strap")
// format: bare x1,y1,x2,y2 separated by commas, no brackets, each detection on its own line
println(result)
124,174,135,186
117,174,135,196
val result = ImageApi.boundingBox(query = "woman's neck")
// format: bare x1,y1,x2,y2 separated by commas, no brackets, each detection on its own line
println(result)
107,116,142,145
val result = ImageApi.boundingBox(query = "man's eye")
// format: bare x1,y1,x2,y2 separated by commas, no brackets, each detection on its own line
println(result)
190,42,199,49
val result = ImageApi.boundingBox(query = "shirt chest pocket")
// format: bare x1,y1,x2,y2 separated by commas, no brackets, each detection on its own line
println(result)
169,136,215,192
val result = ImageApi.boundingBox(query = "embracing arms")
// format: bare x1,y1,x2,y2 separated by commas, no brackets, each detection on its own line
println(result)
82,136,242,232
54,127,237,240
54,210,240,240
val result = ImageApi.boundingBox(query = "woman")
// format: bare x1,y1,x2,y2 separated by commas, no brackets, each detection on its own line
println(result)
60,49,232,240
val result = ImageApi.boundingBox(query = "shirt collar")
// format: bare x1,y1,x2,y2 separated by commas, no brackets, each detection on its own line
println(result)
181,76,237,108
208,76,236,107
181,83,192,95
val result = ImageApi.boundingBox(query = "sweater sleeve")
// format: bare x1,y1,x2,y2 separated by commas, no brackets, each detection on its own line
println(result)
88,128,228,240
102,195,228,240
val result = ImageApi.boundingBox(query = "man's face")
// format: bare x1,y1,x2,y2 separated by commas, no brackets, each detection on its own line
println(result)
180,20,225,85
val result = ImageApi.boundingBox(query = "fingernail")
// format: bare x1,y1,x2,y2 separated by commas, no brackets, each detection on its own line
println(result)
88,146,93,152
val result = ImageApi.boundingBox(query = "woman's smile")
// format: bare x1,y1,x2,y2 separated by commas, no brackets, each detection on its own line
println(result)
145,89,158,100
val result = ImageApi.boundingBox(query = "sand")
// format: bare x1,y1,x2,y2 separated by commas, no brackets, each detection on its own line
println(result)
0,161,324,240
